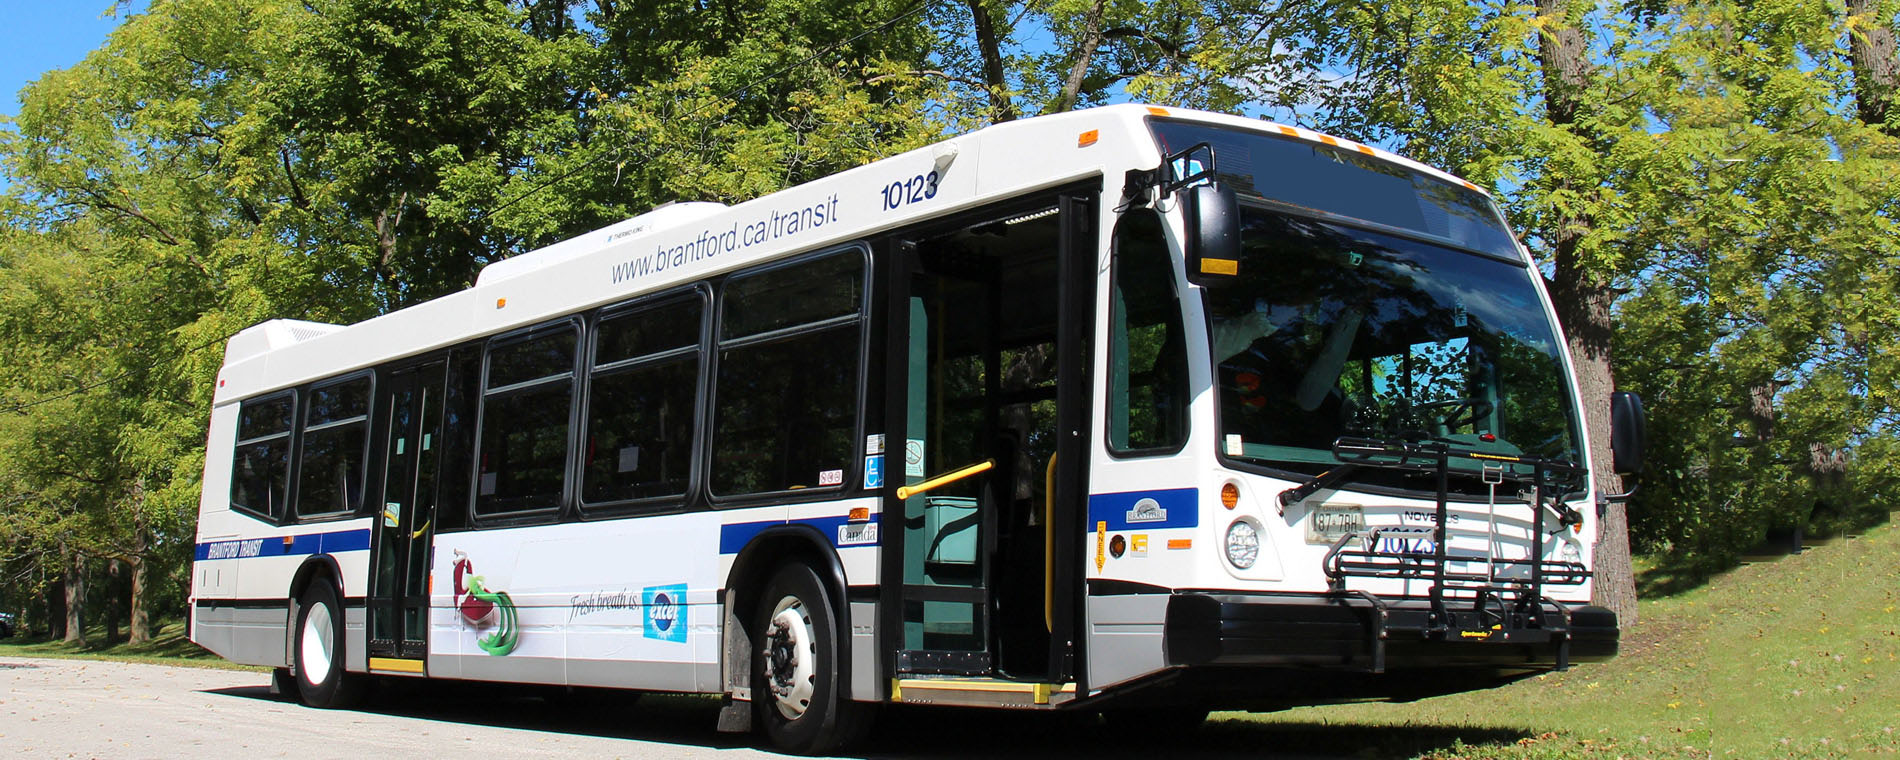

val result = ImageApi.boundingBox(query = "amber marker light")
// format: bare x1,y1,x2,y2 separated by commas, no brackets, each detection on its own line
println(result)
1221,482,1240,510
496,298,507,309
1145,107,1171,116
1078,130,1099,147
848,507,871,522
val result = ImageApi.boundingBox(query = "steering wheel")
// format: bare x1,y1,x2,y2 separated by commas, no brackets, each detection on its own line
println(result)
1414,398,1495,432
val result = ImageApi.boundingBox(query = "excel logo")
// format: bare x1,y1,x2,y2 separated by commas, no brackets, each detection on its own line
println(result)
643,583,687,642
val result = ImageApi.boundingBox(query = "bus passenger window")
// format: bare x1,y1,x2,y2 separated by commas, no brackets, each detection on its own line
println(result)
297,376,372,518
585,295,704,505
477,327,577,516
712,250,864,497
231,392,294,521
1108,210,1190,453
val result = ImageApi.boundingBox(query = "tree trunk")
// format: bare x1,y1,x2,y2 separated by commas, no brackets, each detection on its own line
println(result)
1536,0,1637,625
966,0,1016,122
106,560,123,644
63,547,86,646
45,580,65,640
1848,0,1897,135
1054,0,1109,113
129,547,152,645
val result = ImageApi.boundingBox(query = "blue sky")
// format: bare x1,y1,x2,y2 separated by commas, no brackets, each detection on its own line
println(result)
1,2,140,119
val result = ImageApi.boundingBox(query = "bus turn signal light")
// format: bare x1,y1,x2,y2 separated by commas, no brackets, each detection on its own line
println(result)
1221,483,1239,509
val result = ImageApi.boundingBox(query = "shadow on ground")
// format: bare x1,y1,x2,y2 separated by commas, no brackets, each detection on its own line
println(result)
206,678,1532,759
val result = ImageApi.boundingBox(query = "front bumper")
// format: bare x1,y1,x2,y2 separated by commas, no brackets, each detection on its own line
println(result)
1163,591,1618,672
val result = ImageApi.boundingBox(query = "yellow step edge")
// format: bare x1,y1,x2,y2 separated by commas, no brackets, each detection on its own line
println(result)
368,657,425,674
891,678,1075,705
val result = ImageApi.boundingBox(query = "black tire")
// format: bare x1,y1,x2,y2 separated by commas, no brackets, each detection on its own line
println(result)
751,562,873,754
293,581,365,708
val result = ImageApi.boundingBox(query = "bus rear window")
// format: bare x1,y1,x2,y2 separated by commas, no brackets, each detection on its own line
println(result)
231,393,293,521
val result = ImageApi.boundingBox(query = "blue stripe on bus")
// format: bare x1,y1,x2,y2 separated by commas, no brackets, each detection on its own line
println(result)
194,527,374,562
719,513,882,555
1086,488,1199,531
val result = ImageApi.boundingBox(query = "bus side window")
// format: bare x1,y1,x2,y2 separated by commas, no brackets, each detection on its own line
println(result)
1107,210,1190,454
584,292,705,506
231,392,295,522
476,325,578,516
297,375,373,519
711,249,865,497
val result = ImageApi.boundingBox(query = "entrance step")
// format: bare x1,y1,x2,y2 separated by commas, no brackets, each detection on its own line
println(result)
367,657,426,676
890,677,1076,708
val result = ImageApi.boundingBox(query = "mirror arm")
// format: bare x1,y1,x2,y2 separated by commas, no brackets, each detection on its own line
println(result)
1598,480,1638,511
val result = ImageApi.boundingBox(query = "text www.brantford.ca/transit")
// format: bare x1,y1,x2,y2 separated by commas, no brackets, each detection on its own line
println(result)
610,194,840,285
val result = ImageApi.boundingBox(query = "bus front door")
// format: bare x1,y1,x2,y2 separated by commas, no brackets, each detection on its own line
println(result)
367,360,445,669
889,192,1094,682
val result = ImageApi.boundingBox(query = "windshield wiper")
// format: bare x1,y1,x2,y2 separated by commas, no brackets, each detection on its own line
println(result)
1277,463,1361,509
1275,436,1482,508
1274,437,1424,508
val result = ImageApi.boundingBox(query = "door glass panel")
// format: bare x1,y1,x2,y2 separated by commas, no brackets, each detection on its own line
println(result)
372,377,415,645
404,374,442,646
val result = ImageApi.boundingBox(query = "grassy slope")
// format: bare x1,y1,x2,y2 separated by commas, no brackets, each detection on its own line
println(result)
1220,519,1900,759
0,621,258,671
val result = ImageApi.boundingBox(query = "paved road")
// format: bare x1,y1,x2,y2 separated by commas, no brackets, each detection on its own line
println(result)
0,658,771,759
0,657,1511,758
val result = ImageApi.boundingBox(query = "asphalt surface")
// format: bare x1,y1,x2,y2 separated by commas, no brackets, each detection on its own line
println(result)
0,657,770,759
0,657,1510,758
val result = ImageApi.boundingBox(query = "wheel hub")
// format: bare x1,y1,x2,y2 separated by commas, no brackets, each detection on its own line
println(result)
761,595,817,720
300,602,335,687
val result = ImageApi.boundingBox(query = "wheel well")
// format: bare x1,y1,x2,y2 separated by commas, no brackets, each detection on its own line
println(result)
283,555,342,670
723,528,847,624
722,527,855,702
289,555,344,605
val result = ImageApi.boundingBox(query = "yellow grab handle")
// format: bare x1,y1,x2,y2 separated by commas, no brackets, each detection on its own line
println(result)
896,460,994,500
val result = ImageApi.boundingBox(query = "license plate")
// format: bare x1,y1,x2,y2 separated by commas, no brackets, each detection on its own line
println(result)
1306,505,1365,544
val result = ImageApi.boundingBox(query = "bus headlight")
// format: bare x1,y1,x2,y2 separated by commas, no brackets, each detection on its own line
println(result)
1225,519,1260,569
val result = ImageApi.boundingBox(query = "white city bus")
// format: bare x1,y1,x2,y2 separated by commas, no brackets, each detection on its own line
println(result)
191,104,1639,753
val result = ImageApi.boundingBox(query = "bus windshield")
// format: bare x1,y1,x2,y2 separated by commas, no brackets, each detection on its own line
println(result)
1150,120,1520,260
1206,205,1583,496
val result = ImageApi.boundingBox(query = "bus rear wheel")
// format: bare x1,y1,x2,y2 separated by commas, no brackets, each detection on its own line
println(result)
293,581,365,708
751,562,871,754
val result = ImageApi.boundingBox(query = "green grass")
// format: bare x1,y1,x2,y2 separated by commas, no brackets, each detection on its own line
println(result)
0,620,261,671
1219,518,1900,758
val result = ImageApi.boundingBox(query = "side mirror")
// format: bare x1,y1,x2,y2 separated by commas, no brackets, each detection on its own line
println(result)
1182,182,1240,288
1610,391,1646,475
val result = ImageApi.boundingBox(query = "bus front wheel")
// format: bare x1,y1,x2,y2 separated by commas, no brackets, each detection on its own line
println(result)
751,562,870,754
293,581,365,708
